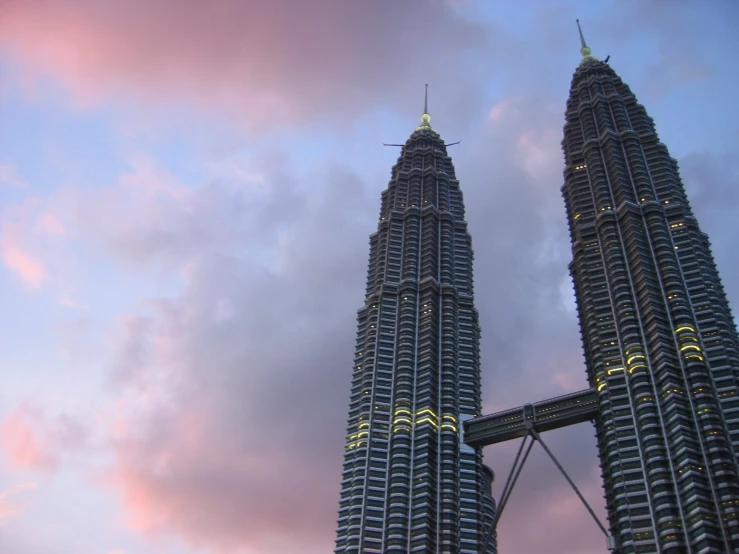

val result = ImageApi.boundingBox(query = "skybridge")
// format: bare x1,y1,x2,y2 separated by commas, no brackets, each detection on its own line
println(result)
464,387,616,553
464,388,599,449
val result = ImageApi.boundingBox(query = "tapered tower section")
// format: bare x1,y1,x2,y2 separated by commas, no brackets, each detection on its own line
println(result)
335,95,496,554
562,24,739,553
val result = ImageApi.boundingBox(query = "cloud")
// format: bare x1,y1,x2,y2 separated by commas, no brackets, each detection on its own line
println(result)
602,0,728,98
0,199,67,288
0,239,47,287
35,213,66,236
110,317,155,386
0,162,28,189
679,150,739,309
489,98,521,122
58,153,305,276
59,297,88,310
74,154,374,553
0,482,38,526
681,151,739,212
0,0,490,129
0,404,61,471
0,402,90,473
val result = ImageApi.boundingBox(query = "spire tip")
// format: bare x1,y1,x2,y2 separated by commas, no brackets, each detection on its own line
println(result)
576,19,593,60
420,84,432,128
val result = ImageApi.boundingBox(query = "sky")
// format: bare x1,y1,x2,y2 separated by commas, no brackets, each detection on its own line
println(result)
0,1,738,553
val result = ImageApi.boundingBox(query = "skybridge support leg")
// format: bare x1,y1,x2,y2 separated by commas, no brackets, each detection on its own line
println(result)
479,426,617,554
479,433,535,553
530,429,611,540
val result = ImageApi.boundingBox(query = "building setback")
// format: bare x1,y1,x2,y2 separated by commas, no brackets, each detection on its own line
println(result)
334,97,496,554
562,25,739,553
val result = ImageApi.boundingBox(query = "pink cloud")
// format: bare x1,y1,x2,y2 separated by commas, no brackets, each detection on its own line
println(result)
0,239,47,287
489,98,521,122
59,297,88,310
64,157,203,269
0,482,38,526
0,201,63,288
0,402,90,473
550,368,589,392
106,403,338,553
35,212,66,236
61,154,301,274
0,404,59,471
88,170,377,551
98,306,339,552
0,0,488,129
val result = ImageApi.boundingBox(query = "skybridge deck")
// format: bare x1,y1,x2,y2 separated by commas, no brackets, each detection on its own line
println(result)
464,388,599,449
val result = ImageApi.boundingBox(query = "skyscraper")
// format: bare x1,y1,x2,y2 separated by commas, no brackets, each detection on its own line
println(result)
562,23,739,552
334,92,496,554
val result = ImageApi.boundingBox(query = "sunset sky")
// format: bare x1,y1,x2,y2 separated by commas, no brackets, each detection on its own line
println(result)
1,1,738,553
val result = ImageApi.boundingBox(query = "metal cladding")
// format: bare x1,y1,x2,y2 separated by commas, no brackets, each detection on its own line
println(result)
334,114,496,553
563,55,739,552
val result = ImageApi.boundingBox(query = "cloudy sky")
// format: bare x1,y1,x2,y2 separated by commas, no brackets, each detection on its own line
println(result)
1,1,738,553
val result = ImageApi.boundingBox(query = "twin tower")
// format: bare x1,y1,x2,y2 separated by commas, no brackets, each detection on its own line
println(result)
334,25,739,554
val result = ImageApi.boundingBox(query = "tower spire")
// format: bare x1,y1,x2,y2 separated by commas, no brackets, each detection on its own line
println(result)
576,19,595,61
419,83,432,129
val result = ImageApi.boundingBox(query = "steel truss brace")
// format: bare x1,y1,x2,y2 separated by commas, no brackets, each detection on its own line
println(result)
479,425,616,553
